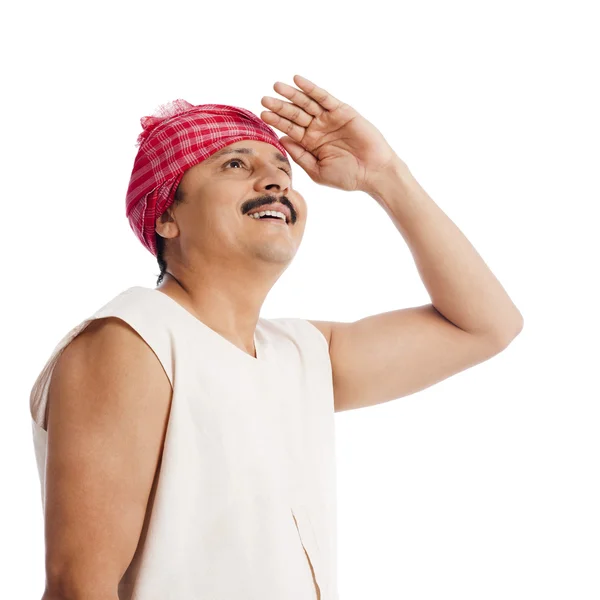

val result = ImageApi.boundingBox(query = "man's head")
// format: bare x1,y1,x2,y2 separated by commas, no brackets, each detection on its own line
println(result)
125,100,307,287
154,138,306,286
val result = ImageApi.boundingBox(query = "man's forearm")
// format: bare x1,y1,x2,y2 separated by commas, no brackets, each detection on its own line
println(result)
365,157,524,344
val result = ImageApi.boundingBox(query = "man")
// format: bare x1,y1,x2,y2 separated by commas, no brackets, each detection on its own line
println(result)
31,74,523,600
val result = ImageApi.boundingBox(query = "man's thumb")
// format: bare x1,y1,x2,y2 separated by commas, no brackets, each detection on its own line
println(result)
280,136,318,178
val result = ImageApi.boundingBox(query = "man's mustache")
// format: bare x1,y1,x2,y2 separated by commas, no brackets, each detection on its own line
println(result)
243,195,297,224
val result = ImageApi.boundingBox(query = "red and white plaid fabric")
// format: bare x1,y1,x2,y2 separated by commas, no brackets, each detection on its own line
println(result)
125,100,289,257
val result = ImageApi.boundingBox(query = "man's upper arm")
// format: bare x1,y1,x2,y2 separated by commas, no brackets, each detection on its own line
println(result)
309,304,515,413
44,317,173,598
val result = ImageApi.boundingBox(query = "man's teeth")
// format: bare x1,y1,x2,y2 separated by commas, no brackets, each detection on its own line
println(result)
248,210,287,222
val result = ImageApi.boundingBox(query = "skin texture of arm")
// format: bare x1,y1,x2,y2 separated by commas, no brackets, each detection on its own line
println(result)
41,317,173,600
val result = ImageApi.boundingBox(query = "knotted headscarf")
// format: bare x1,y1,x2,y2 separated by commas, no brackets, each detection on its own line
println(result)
125,100,289,257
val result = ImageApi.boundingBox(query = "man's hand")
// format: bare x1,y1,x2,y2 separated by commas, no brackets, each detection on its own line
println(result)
260,74,401,194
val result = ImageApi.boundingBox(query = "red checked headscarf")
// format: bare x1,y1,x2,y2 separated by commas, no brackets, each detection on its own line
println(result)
125,100,289,257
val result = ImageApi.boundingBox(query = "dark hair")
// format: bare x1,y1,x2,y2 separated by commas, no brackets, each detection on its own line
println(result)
155,184,186,286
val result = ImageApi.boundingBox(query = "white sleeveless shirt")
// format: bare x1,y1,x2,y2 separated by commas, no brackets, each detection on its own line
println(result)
29,286,339,599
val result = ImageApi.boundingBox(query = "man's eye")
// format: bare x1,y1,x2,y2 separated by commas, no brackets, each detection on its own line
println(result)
224,159,246,169
224,159,291,177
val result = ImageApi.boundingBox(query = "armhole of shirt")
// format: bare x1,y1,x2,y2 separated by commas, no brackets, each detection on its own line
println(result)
30,303,174,432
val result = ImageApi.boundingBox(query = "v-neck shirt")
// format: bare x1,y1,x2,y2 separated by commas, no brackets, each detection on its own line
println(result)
29,285,339,599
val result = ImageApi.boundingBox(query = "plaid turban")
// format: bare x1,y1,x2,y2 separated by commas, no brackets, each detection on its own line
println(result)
125,99,289,257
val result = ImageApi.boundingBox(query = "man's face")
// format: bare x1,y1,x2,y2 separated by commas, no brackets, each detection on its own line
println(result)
158,139,307,268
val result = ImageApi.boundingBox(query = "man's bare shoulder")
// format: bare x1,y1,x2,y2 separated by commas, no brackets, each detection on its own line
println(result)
55,315,170,393
65,316,148,356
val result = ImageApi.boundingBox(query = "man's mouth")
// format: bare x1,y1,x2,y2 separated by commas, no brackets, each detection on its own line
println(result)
246,208,290,224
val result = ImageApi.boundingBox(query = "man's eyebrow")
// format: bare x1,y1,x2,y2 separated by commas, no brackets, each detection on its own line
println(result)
203,147,291,168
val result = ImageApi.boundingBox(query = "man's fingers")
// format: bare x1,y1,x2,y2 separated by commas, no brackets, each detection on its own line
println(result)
292,75,342,112
260,96,313,128
273,80,327,117
260,111,306,143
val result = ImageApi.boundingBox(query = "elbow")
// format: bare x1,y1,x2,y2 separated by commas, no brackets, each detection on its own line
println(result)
493,316,524,350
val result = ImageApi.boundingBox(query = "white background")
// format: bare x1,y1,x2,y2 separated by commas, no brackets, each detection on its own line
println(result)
2,0,599,598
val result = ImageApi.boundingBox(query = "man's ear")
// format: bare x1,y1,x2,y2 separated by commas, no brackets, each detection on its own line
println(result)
155,207,179,239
